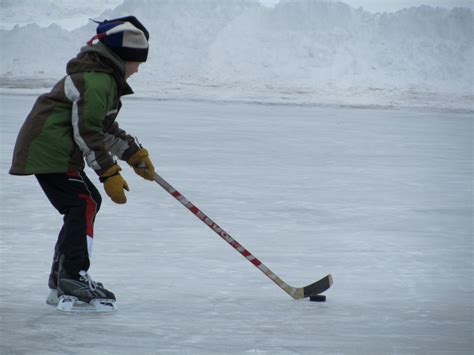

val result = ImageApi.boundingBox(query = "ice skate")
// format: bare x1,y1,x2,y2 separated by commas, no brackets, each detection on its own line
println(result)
45,270,107,307
46,275,107,307
56,270,117,314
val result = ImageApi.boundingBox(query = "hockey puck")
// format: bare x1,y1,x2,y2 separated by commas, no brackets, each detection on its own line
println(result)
309,295,326,302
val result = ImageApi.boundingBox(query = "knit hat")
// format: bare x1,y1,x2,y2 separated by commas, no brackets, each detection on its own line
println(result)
87,16,149,62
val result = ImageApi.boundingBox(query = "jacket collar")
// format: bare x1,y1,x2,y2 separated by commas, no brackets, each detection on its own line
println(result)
67,42,134,96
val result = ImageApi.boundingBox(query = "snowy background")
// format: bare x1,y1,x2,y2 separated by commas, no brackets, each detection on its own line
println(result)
0,0,473,110
0,0,473,354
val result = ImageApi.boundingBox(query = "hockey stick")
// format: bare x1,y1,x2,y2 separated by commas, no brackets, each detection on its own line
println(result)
153,172,332,299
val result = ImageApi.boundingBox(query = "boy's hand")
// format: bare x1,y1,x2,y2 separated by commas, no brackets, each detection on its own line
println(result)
127,148,155,181
100,164,129,204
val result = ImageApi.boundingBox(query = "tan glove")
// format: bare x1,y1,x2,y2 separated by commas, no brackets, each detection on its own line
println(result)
127,148,155,181
100,164,129,204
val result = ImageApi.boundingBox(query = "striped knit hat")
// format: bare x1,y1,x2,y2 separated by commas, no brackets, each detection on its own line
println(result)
88,16,149,62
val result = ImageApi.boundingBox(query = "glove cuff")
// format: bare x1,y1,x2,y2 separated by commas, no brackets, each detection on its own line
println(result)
99,164,121,183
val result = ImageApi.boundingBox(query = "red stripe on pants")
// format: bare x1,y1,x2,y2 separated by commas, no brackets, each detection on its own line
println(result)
79,193,96,237
66,170,81,177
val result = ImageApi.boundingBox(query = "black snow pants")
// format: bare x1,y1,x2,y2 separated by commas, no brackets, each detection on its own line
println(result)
36,171,101,288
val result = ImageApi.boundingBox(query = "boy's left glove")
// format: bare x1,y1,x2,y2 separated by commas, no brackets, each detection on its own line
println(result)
99,164,129,204
127,148,156,181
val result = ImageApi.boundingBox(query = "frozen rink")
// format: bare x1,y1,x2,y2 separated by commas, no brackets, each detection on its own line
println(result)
0,94,472,354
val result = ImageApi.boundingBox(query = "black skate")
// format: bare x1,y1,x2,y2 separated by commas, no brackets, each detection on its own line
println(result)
56,269,117,314
45,270,106,307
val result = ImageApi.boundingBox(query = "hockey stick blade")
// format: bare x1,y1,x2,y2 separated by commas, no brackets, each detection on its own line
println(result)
302,274,333,298
288,274,333,299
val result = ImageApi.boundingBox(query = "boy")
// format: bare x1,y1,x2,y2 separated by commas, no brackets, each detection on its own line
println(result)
9,16,155,313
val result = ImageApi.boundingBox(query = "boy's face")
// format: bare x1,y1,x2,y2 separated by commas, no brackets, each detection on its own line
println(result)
125,61,141,80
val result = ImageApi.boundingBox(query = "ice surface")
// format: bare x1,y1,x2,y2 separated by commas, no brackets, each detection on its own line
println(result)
0,0,473,353
1,94,472,354
0,0,473,111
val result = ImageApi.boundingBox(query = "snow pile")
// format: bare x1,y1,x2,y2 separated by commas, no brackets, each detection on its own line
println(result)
0,0,124,30
0,0,472,110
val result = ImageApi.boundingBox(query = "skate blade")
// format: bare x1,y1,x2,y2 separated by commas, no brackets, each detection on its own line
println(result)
56,296,118,314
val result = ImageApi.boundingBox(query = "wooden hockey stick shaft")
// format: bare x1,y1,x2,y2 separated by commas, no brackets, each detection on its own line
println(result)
153,173,332,299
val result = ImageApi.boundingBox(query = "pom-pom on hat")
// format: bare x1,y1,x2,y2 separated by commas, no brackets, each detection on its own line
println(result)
88,16,149,62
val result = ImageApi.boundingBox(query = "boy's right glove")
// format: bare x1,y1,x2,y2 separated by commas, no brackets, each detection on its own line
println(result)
99,164,129,204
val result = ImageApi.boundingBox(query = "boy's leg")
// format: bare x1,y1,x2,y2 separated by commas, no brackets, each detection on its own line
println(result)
38,172,115,311
36,171,101,284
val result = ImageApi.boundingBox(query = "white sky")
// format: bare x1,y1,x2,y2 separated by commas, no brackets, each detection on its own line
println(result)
259,0,474,12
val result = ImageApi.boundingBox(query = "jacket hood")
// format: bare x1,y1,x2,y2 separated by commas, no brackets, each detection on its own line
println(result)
66,42,133,96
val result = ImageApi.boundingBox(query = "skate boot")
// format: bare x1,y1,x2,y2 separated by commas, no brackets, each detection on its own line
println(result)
45,269,106,306
56,268,117,314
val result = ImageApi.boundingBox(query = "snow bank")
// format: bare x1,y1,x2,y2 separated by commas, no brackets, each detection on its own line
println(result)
0,0,124,30
1,0,472,110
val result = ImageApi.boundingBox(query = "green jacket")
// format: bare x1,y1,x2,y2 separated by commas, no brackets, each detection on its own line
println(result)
10,42,140,176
